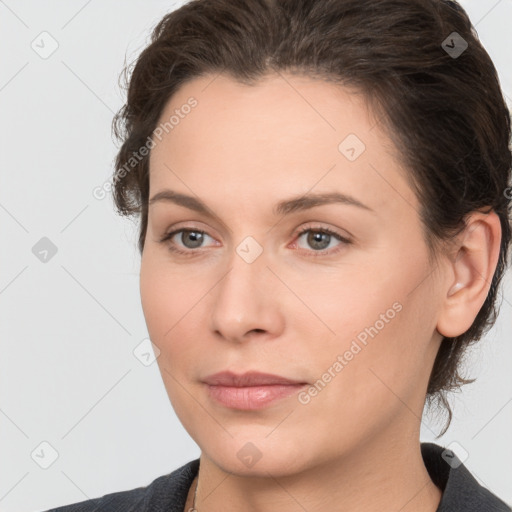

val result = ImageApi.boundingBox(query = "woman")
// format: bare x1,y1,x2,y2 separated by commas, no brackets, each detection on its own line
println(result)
47,0,512,510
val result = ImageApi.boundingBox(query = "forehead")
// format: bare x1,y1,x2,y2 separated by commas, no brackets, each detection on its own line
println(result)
148,72,417,218
151,72,378,159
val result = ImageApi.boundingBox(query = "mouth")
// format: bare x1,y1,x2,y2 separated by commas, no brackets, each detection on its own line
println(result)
202,371,308,410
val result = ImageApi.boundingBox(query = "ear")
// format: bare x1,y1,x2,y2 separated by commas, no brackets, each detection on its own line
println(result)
436,209,502,338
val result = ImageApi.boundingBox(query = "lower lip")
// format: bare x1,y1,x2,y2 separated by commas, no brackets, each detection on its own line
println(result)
205,383,307,410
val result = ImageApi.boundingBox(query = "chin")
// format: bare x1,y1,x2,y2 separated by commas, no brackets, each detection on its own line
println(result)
199,431,317,478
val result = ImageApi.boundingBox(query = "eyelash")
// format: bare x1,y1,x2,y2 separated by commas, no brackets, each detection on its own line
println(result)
294,226,352,256
159,224,352,258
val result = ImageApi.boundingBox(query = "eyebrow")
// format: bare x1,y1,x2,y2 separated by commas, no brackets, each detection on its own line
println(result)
148,189,375,219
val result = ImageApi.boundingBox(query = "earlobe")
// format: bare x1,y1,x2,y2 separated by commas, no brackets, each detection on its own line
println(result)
436,209,502,339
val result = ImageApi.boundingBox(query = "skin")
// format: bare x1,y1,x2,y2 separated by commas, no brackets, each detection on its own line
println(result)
140,72,502,512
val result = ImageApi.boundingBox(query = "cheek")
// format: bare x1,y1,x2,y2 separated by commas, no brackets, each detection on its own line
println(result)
140,251,203,340
140,258,170,341
295,301,428,452
139,251,213,388
140,255,209,435
300,249,436,402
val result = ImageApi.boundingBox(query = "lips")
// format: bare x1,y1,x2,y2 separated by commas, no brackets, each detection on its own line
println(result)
202,371,308,410
202,370,307,387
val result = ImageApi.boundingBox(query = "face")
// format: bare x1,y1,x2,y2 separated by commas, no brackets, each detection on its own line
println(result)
140,73,444,477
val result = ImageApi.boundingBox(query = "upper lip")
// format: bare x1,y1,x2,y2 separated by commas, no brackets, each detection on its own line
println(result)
203,371,307,387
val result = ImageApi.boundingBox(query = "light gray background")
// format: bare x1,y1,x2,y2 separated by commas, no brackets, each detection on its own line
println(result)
1,1,511,511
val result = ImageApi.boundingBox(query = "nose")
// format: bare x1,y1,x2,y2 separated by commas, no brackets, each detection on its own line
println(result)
209,243,285,344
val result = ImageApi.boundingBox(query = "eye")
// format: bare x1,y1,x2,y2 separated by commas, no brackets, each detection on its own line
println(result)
294,225,352,255
159,224,352,257
160,228,217,255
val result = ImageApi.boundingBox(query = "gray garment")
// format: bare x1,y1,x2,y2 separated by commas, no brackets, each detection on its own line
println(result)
44,442,511,511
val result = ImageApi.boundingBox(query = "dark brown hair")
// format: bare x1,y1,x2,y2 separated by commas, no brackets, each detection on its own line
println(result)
111,0,512,435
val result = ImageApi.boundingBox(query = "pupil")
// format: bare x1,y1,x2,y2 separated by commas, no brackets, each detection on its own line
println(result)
309,231,329,250
183,230,203,248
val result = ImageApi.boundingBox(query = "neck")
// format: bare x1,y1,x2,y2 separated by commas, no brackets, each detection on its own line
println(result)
186,435,442,512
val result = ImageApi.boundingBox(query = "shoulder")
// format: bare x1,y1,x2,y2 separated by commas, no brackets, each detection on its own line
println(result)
42,459,199,512
421,442,511,511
